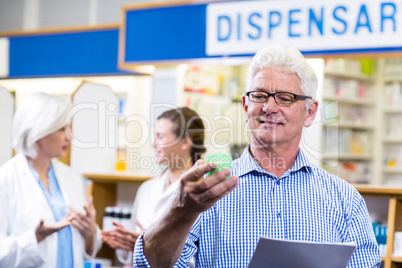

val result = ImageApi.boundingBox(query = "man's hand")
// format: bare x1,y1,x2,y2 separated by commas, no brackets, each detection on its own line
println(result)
174,159,238,215
70,196,97,254
101,220,144,251
35,212,75,243
142,160,239,268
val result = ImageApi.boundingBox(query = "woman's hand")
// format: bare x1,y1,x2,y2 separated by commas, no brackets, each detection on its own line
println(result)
70,196,97,254
101,220,144,251
35,212,75,243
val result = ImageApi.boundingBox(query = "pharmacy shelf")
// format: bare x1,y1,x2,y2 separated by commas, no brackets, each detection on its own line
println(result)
383,168,402,174
326,123,374,130
385,77,402,83
324,68,376,82
383,72,402,192
322,154,373,161
383,139,402,144
321,59,379,185
323,96,374,106
384,108,402,114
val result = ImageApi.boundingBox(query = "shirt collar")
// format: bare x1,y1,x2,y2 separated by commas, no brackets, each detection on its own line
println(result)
233,145,269,177
28,162,55,182
233,144,313,177
288,149,313,175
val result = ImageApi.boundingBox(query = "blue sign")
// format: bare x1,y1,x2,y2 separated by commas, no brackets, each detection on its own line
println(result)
9,29,137,77
206,0,402,56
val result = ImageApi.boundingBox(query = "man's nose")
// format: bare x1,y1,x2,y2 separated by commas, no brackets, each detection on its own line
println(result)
262,95,280,113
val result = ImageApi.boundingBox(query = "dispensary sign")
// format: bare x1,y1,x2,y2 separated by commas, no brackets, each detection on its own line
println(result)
206,0,402,55
121,0,402,64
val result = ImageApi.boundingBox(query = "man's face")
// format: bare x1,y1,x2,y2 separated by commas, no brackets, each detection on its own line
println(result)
242,67,317,150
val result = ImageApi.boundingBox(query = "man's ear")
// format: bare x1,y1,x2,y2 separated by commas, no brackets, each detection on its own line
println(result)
242,95,249,122
304,100,319,127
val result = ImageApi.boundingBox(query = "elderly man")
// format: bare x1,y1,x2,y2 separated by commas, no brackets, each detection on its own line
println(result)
133,45,381,267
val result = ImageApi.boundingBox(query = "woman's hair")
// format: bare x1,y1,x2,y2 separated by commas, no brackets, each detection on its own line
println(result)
157,107,206,165
245,44,318,109
12,92,72,158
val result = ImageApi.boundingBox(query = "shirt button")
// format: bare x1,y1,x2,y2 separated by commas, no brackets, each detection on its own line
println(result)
276,180,280,185
277,212,281,218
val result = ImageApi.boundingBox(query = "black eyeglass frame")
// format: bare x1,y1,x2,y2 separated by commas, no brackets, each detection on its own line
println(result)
245,91,312,106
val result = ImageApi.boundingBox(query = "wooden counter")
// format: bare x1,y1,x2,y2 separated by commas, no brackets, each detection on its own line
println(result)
355,184,402,198
84,172,152,183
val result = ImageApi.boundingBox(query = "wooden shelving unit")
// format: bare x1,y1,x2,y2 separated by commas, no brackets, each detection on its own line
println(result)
355,185,402,268
84,173,152,264
84,173,151,226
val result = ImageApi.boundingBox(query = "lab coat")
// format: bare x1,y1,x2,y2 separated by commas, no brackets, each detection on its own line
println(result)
0,153,102,268
116,171,180,264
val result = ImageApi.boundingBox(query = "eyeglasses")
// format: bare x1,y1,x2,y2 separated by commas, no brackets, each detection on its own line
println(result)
245,91,312,106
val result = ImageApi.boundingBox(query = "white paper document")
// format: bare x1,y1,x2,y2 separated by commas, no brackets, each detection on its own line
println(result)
248,237,356,268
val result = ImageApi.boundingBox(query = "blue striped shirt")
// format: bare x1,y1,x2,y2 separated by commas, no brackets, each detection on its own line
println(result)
133,147,381,267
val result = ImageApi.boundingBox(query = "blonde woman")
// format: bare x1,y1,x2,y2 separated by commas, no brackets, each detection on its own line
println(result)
0,92,102,267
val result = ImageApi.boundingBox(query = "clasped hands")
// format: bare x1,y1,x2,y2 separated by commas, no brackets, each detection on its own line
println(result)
101,220,145,251
35,196,97,244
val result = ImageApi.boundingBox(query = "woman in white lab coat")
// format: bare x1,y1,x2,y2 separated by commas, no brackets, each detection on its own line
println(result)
101,107,206,265
0,92,102,268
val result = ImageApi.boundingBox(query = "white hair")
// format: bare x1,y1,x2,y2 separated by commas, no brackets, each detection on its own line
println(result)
245,44,318,109
12,92,72,158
